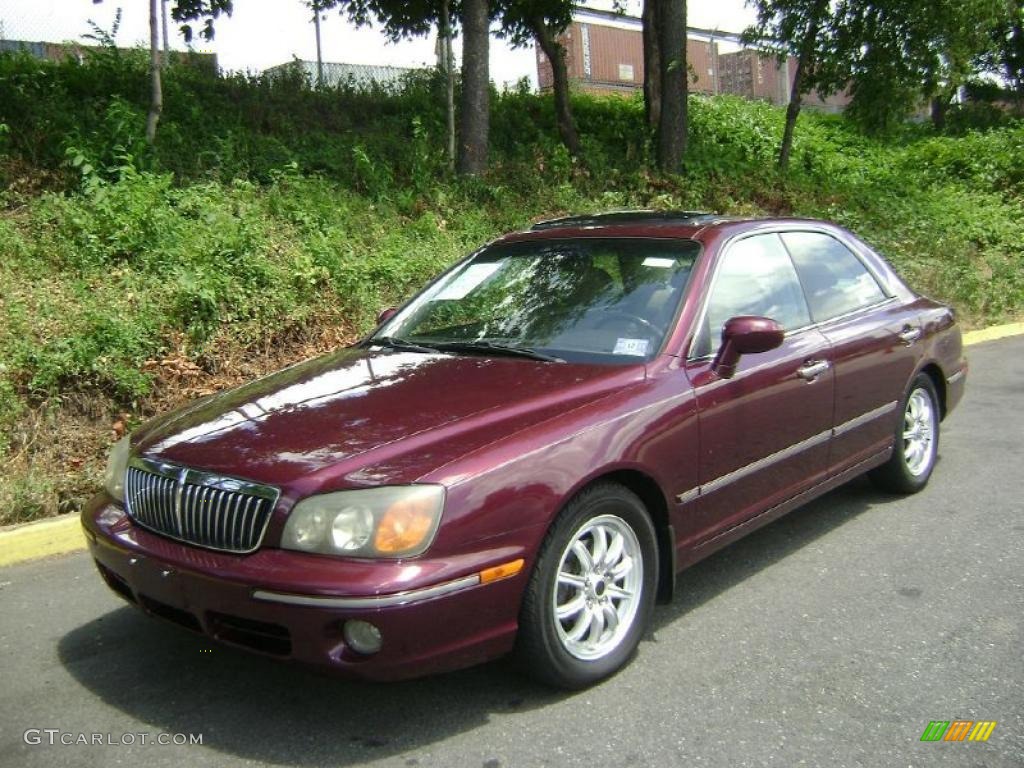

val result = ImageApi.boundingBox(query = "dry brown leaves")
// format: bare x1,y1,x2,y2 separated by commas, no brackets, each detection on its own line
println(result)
2,312,361,525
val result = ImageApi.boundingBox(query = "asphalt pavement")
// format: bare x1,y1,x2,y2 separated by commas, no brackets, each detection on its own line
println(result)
0,336,1021,768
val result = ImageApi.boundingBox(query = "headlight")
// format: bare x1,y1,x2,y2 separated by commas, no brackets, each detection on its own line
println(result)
104,436,131,502
281,485,445,558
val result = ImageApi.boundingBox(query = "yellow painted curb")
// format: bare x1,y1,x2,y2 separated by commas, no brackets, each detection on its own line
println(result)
1,322,1022,569
963,322,1024,347
0,514,86,568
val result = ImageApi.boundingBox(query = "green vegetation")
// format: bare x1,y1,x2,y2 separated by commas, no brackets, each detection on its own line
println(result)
0,50,1022,524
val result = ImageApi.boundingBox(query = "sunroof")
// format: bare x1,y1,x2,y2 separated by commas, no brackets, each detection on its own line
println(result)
530,210,720,231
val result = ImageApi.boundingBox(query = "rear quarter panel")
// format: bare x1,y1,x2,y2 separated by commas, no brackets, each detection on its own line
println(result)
916,299,967,416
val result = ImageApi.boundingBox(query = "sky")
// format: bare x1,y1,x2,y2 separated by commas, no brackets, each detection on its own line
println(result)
0,1,756,89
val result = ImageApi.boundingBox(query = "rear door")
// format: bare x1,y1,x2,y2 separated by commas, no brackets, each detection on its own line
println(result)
781,231,921,474
681,233,834,546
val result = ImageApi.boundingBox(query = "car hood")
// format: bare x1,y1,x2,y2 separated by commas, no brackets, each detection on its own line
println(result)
133,346,643,490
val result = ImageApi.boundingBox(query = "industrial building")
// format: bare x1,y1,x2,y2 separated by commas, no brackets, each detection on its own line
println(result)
537,7,850,112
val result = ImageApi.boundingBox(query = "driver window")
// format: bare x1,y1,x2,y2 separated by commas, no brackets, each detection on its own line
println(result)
693,234,811,357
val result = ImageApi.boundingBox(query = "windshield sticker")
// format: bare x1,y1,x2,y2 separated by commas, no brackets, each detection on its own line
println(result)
642,257,676,268
613,338,650,356
434,262,502,300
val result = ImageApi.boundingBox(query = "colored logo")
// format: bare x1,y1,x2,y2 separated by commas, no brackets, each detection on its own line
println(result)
920,721,997,742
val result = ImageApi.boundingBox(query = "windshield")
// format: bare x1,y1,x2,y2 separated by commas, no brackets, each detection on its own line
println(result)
374,238,701,365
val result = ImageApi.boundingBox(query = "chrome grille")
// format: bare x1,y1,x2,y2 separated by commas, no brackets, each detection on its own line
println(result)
124,458,279,554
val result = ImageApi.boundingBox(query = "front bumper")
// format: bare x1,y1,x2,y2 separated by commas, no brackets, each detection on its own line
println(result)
82,494,533,681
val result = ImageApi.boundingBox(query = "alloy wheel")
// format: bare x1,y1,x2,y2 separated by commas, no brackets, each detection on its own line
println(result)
903,388,936,477
551,514,644,661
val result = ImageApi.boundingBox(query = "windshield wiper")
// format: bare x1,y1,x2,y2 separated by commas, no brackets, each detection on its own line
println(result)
363,336,440,354
426,340,565,363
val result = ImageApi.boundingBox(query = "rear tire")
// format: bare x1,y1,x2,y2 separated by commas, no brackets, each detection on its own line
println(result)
515,482,658,690
869,373,940,494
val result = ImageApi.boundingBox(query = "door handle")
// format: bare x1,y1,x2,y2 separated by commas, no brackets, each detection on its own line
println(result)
898,326,922,345
797,360,830,381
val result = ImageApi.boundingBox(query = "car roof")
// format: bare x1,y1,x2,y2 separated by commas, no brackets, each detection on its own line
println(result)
495,211,840,246
528,210,727,231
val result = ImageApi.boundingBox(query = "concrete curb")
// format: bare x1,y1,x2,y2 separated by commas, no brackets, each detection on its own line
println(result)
961,322,1024,347
0,514,86,568
2,320,1023,569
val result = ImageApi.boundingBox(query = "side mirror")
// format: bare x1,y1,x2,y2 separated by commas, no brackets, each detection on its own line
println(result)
712,316,785,380
376,307,398,326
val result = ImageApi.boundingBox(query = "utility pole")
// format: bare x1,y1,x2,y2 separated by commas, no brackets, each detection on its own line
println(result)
709,30,718,95
440,0,456,171
779,56,790,107
313,2,324,88
161,0,170,66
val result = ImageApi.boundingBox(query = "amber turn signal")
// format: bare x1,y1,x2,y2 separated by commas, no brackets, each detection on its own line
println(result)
479,559,525,584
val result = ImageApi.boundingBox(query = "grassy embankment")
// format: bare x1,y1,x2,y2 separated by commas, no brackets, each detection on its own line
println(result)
0,49,1021,524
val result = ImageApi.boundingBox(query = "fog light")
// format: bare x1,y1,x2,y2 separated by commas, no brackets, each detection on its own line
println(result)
97,505,126,528
343,620,383,655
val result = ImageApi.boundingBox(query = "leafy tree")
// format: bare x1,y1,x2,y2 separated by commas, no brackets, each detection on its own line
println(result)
744,0,835,169
980,0,1024,109
835,0,1005,132
333,0,440,37
748,0,1005,157
320,0,491,174
498,0,581,157
169,0,233,42
92,0,233,144
1006,2,1024,104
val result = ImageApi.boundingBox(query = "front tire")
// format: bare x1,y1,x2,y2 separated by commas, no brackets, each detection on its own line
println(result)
515,482,658,689
869,373,940,494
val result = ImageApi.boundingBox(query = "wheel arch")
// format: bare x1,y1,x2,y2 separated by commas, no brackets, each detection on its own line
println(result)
572,468,677,604
917,362,947,419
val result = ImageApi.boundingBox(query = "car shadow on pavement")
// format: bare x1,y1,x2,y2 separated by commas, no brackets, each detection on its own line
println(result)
57,475,890,766
652,474,887,632
58,606,563,765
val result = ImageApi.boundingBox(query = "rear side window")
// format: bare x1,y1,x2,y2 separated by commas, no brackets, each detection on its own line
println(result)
782,232,888,322
693,233,811,357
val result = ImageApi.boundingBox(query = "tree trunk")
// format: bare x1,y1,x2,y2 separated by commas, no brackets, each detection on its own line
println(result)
657,0,687,172
1007,12,1024,111
778,0,828,170
457,0,490,175
642,0,661,132
146,0,163,145
930,94,949,131
530,17,581,158
441,0,456,172
778,65,804,171
313,3,324,88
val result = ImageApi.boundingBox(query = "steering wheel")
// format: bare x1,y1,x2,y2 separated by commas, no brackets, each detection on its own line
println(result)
593,309,662,336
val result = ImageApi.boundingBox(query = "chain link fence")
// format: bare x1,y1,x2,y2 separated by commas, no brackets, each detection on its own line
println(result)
0,1,445,82
1,2,151,52
0,1,225,67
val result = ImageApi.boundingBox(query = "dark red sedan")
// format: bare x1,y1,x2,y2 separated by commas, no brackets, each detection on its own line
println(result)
83,212,967,688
